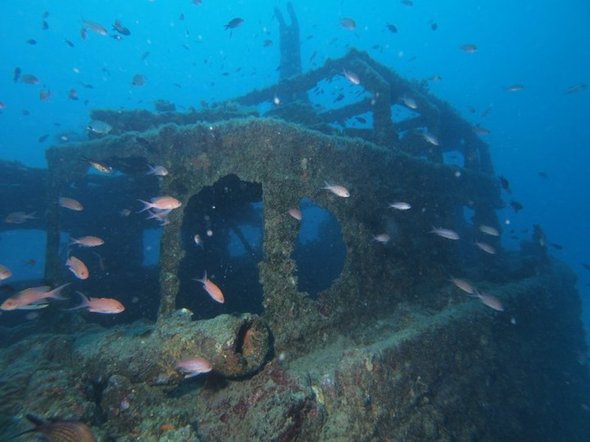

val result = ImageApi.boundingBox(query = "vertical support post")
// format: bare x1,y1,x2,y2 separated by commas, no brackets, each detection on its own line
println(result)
44,155,63,284
157,201,187,319
275,2,302,81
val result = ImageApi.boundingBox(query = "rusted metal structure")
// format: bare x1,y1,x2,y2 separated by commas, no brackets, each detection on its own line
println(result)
2,35,588,442
42,49,503,349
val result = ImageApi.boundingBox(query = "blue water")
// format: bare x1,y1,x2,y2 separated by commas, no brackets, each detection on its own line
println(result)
1,1,589,327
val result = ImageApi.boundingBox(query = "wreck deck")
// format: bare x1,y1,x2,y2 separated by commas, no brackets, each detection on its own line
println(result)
1,262,588,441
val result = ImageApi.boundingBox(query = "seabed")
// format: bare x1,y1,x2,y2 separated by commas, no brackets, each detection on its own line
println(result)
0,49,589,441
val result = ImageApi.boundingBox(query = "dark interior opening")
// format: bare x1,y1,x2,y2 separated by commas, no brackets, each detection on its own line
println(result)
178,174,264,319
292,198,346,298
61,173,161,326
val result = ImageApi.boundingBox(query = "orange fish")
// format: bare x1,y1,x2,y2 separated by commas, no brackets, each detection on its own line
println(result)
176,357,213,378
66,256,89,280
1,283,69,311
71,292,125,314
15,414,96,442
70,236,104,247
138,196,182,212
59,197,84,211
146,209,171,226
0,264,12,281
196,272,224,303
288,207,302,221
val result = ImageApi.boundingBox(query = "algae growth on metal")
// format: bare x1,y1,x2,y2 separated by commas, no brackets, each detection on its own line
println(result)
1,3,589,442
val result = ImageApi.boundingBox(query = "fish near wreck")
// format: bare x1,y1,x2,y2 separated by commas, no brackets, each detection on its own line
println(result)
449,277,475,295
475,290,504,312
0,264,12,281
87,120,112,135
66,256,89,280
479,224,500,237
323,182,350,198
288,207,302,221
11,414,95,442
59,197,84,211
138,196,182,212
193,234,204,248
475,241,496,255
373,233,391,244
400,95,418,110
196,272,225,304
70,291,125,314
176,357,213,378
70,235,104,247
147,164,169,176
4,211,36,224
146,209,171,226
83,156,112,173
422,131,439,146
388,202,411,210
343,69,360,85
0,283,69,311
430,226,460,240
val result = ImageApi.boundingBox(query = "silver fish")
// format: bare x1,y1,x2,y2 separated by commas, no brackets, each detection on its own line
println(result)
388,202,411,210
87,120,112,135
422,131,439,146
430,226,460,240
476,290,504,311
450,277,475,294
343,69,360,85
475,241,496,254
479,225,500,237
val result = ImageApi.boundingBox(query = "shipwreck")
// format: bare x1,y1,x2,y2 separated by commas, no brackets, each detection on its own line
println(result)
1,5,589,441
